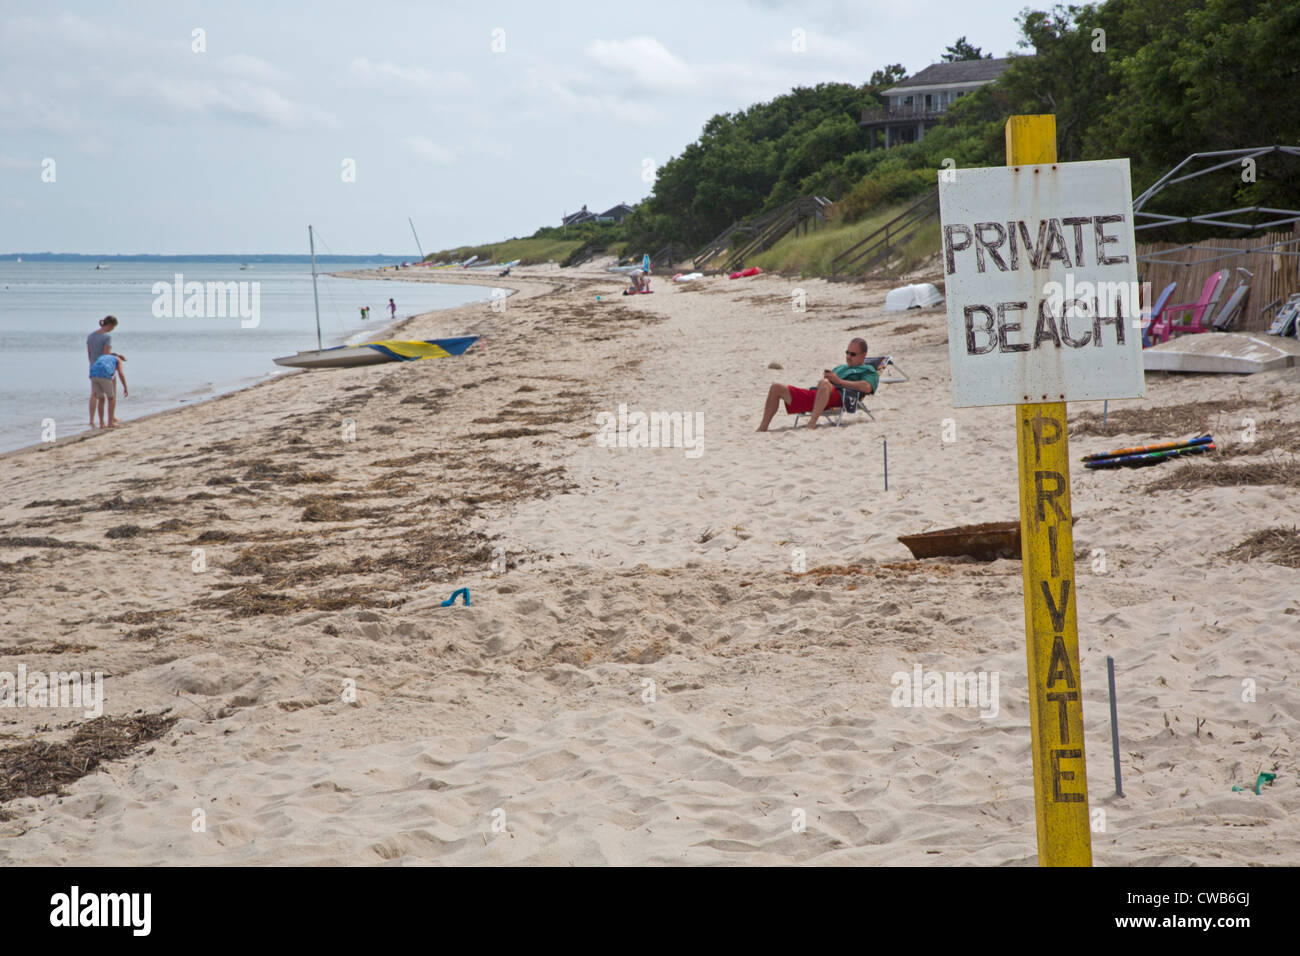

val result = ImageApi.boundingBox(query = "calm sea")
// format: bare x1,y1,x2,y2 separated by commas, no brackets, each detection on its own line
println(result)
0,261,496,453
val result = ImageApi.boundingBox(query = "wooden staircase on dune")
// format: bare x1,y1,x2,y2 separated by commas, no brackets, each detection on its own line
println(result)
829,189,939,281
692,196,832,274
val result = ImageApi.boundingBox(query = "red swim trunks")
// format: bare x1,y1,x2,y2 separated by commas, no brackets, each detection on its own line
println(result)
783,385,842,414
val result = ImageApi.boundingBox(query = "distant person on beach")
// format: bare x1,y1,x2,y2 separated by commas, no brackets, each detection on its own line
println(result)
388,298,396,319
757,337,879,431
86,316,117,425
360,306,370,321
627,269,649,294
88,352,127,428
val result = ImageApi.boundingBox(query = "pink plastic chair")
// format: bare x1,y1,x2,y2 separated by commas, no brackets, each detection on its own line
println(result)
1149,270,1228,343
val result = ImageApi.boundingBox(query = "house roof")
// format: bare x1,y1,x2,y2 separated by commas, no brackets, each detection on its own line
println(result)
601,203,635,217
882,57,1013,97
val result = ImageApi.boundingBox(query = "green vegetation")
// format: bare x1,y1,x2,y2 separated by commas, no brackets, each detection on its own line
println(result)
434,0,1300,275
942,37,994,61
620,72,905,252
425,237,585,266
425,219,629,266
636,0,1300,260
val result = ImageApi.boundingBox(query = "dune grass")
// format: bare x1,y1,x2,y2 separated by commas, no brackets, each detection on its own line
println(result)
426,237,585,266
746,203,940,278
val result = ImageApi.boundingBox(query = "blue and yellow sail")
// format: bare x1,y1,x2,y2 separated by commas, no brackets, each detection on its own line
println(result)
361,336,479,361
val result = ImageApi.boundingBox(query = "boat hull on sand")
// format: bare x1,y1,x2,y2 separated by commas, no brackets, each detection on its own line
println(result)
273,336,479,370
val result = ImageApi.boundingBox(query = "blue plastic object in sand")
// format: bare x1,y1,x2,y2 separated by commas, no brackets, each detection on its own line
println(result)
1231,772,1276,795
441,588,470,607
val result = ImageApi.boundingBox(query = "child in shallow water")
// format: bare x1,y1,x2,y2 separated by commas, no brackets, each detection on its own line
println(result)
86,315,117,424
88,352,128,428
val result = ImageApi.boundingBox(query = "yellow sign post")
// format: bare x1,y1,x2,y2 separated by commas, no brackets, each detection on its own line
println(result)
1006,114,1093,866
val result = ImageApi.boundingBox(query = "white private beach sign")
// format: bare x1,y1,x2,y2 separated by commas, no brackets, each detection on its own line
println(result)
938,159,1145,407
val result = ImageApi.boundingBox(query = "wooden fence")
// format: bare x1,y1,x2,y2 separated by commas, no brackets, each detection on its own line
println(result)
1136,228,1300,332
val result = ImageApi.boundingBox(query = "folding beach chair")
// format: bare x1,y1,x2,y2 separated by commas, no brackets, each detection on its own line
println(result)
1265,294,1300,337
791,356,909,427
1209,281,1251,332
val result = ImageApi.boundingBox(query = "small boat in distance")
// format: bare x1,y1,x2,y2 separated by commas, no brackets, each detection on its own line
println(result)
94,262,108,270
271,225,478,370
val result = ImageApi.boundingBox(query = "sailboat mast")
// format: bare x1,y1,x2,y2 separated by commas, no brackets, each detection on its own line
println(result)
408,217,425,261
308,224,322,352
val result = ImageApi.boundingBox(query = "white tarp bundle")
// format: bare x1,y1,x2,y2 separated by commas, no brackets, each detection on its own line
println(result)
883,283,944,311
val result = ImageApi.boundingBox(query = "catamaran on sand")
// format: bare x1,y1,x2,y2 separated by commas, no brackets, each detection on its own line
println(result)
272,225,478,370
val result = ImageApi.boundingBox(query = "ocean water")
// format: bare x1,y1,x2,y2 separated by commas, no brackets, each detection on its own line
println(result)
0,261,496,453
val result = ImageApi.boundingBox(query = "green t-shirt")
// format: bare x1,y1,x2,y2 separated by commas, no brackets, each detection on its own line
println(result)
833,363,878,393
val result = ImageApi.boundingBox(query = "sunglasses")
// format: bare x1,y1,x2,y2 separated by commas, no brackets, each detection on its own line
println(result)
846,350,860,356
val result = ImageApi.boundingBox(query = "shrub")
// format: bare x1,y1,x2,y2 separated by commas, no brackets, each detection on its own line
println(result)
837,168,936,222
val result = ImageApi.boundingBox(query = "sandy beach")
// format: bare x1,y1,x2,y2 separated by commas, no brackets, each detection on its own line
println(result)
1,261,1297,865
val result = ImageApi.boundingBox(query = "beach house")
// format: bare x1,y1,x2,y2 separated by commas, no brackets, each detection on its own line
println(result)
565,203,635,226
597,203,635,224
859,58,1013,148
563,205,597,227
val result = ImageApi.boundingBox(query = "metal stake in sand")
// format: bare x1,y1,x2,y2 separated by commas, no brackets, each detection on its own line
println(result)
1006,115,1092,866
883,438,888,491
1107,655,1123,797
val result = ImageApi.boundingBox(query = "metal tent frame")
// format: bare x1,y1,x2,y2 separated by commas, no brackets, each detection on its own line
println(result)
1133,146,1300,233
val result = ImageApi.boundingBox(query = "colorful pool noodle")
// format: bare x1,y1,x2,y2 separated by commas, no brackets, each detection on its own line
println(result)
1081,434,1213,463
1084,441,1216,469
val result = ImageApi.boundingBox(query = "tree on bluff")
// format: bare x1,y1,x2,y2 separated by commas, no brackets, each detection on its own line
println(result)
943,36,993,61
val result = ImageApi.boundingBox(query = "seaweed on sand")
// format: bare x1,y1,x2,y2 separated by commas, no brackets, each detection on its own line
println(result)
0,712,177,803
1224,527,1300,568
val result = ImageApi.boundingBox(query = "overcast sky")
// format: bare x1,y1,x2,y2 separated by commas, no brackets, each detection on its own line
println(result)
2,0,1032,255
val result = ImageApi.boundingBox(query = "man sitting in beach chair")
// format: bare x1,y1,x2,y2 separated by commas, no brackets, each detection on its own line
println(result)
757,337,880,431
